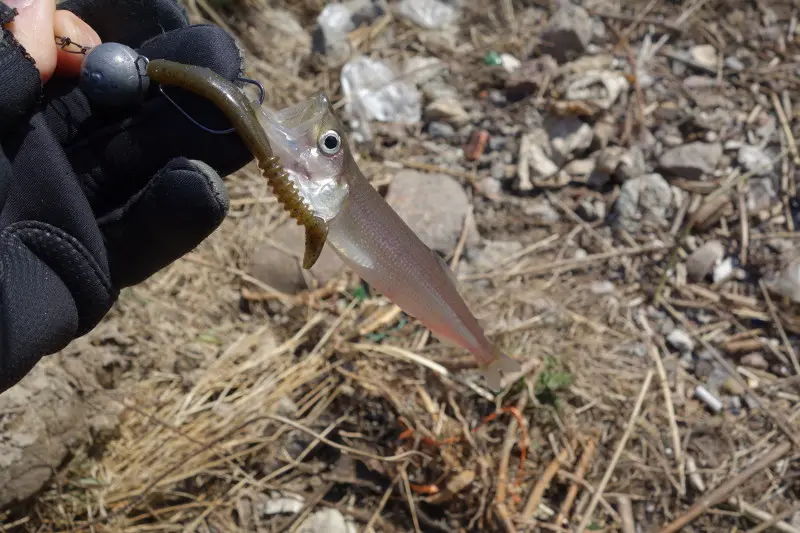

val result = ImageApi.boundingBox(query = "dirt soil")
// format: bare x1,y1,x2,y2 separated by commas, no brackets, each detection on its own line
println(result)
2,0,800,532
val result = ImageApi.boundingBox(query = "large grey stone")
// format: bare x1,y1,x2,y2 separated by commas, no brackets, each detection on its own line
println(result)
385,170,480,255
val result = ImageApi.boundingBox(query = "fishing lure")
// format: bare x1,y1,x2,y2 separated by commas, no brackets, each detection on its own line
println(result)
71,40,521,388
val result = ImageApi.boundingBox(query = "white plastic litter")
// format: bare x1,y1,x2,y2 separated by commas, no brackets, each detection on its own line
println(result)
396,0,460,29
340,55,422,142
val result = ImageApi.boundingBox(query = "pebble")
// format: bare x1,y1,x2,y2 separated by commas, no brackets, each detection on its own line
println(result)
296,508,358,533
614,173,674,233
658,142,723,179
746,177,778,214
467,240,523,272
505,55,558,101
590,280,615,294
694,359,714,379
725,56,745,70
425,97,470,126
721,376,745,396
427,121,455,140
712,257,734,284
540,4,594,62
386,170,480,255
667,329,695,353
480,176,502,198
764,257,800,303
737,144,773,176
564,158,595,178
546,116,594,163
741,353,769,370
690,44,718,69
576,198,605,221
523,200,560,224
685,240,725,282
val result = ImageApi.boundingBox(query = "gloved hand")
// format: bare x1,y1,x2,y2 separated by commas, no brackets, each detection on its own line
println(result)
0,0,253,393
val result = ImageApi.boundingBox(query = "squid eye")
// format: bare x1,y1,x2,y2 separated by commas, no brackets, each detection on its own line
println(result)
318,130,341,156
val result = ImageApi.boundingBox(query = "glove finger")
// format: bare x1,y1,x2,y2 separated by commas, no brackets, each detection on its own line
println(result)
98,157,230,288
43,24,252,216
57,0,189,47
0,222,116,392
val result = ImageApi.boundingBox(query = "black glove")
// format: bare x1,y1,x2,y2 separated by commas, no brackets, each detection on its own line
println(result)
0,0,254,393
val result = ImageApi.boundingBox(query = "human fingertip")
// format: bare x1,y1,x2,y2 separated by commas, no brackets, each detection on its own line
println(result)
6,0,57,83
53,9,102,78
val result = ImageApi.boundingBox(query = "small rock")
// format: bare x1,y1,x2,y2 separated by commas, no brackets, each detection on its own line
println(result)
741,353,769,370
523,200,560,224
695,359,714,379
505,55,558,101
577,198,606,222
546,116,594,163
667,329,695,353
564,70,629,110
402,56,445,85
590,280,615,294
685,240,725,282
248,222,345,294
595,145,646,182
577,199,597,221
386,170,480,255
764,257,800,303
690,44,718,69
737,145,774,176
658,142,723,179
725,56,745,70
746,177,778,214
499,53,521,74
517,130,565,191
721,376,745,396
713,257,734,284
540,4,594,62
479,176,502,199
564,158,595,178
297,508,358,533
425,97,470,126
427,121,455,140
613,173,674,233
469,240,523,271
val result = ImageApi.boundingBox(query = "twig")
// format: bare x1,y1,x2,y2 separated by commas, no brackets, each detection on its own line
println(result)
772,92,800,165
743,501,800,533
649,344,685,496
364,476,399,533
617,496,636,533
554,438,597,527
657,441,793,533
400,466,422,533
520,447,569,522
503,243,667,279
496,396,528,533
661,301,800,448
575,370,654,533
759,279,800,375
352,342,450,377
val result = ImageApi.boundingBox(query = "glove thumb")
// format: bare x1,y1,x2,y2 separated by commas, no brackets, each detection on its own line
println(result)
98,158,230,288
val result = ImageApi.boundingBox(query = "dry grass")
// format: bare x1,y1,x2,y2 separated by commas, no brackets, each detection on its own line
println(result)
6,0,800,532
